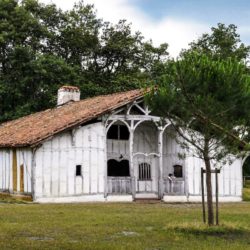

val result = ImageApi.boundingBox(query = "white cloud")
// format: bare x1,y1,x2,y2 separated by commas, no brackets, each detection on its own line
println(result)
40,0,209,57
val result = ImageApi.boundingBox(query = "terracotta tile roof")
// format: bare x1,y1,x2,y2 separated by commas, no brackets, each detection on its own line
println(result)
0,89,146,148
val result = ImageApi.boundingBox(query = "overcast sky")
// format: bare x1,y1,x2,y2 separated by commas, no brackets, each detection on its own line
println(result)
40,0,250,57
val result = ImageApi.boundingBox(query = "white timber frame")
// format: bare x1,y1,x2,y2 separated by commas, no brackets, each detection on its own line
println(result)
103,98,175,199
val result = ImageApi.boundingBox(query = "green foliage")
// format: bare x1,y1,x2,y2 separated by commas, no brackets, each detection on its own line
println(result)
243,157,250,176
149,24,250,226
148,51,250,226
148,51,250,163
185,23,250,61
0,0,168,122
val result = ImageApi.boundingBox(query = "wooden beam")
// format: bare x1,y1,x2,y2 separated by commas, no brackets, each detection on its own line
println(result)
202,169,220,174
158,128,163,199
104,126,108,198
129,121,136,200
109,115,161,122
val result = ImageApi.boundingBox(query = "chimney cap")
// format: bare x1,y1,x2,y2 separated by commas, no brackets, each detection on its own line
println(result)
59,85,80,92
57,85,81,106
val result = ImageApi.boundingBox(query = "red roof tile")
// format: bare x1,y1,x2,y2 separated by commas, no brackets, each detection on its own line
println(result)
0,89,146,148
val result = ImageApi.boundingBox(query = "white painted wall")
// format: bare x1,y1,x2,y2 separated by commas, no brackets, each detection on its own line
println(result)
34,122,106,199
0,148,32,194
185,153,242,197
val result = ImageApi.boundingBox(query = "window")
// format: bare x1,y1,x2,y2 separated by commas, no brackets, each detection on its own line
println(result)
138,163,151,180
107,125,129,140
173,165,183,178
108,159,130,177
76,165,82,176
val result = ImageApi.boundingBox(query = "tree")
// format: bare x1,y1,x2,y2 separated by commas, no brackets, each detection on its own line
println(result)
185,23,250,61
0,0,169,122
148,52,250,225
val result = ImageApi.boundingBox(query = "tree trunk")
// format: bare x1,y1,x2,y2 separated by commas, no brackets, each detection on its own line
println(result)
204,157,214,226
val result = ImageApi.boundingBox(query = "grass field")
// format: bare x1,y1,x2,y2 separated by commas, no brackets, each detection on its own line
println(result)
1,200,250,250
243,179,250,201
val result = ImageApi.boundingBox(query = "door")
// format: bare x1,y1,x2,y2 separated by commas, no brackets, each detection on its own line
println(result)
138,162,152,192
135,156,159,198
20,164,24,193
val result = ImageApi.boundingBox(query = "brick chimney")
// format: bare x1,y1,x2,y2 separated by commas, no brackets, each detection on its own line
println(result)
57,86,80,106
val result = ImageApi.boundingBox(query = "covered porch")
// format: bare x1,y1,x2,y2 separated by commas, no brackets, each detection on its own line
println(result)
104,99,187,200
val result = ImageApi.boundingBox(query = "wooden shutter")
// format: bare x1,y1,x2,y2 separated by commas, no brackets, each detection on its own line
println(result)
20,164,24,193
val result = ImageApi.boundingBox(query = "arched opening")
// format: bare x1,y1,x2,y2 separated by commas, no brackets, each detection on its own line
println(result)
107,123,129,140
162,125,185,177
133,121,158,153
242,156,250,201
106,120,130,162
106,121,132,195
108,159,130,177
162,125,185,194
133,121,158,195
243,156,250,180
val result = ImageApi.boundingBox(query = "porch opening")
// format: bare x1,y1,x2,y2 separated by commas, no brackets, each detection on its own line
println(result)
163,125,185,195
107,159,132,195
107,124,129,140
134,121,158,196
243,156,250,188
108,159,130,177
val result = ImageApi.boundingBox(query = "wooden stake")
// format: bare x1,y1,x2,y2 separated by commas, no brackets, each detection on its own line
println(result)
201,168,206,224
215,168,219,225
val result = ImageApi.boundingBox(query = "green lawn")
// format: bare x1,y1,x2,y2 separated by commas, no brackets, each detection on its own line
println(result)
243,179,250,201
1,201,250,249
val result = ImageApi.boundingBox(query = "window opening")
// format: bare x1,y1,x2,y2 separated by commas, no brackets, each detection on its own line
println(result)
107,124,129,140
76,165,82,176
173,165,183,178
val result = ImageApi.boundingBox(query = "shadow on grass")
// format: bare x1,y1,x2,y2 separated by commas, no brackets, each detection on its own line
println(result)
0,193,31,204
169,225,249,241
243,187,250,201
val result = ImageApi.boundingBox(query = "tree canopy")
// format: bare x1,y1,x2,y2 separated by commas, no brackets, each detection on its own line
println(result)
0,0,168,121
184,23,250,61
148,51,250,225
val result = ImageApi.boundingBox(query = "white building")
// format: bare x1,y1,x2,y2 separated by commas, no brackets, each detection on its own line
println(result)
0,86,243,202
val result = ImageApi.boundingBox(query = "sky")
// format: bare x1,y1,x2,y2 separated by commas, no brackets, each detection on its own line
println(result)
40,0,250,57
